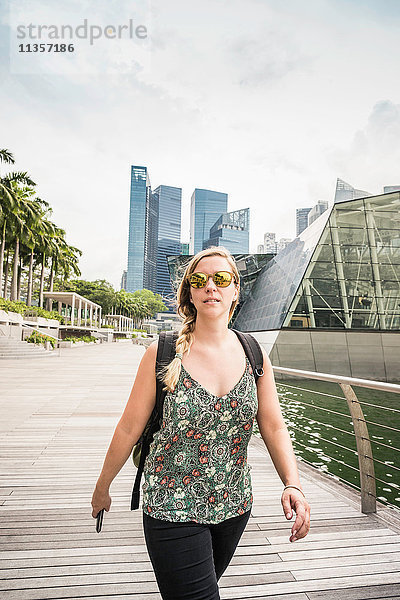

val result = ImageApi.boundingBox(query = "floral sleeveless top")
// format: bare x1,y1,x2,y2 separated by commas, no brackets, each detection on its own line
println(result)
142,356,258,524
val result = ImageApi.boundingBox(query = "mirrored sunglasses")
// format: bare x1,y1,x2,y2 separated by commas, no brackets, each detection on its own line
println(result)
188,271,236,288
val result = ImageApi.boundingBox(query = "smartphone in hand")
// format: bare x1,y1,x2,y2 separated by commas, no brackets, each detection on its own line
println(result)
96,509,105,533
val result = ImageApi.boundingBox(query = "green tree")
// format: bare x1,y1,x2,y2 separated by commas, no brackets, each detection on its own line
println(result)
8,185,45,301
132,288,168,317
0,149,35,296
63,279,116,314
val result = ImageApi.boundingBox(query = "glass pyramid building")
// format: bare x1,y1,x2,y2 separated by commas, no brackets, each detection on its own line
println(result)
234,191,400,334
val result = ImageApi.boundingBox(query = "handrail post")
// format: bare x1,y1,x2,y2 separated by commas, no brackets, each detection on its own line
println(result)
339,383,376,513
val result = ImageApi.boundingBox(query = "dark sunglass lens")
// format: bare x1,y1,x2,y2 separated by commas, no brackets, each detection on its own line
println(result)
213,271,232,287
190,273,207,288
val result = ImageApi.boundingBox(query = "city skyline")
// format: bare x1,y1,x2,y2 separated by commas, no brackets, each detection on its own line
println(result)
126,166,182,302
2,1,400,288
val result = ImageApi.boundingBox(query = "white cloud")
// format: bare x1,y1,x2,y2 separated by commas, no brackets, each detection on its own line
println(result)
1,0,400,287
328,101,400,193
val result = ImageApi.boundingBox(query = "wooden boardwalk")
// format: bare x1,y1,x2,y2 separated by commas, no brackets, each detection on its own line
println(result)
0,342,399,600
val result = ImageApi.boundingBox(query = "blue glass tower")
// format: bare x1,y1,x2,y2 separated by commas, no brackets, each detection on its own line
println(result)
203,208,249,253
126,166,158,293
154,185,182,308
127,166,148,292
190,189,228,254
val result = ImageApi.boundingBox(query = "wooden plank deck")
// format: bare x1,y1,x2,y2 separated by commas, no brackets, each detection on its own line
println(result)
0,342,399,599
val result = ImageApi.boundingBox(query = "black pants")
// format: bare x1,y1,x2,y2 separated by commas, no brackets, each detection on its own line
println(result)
143,509,251,600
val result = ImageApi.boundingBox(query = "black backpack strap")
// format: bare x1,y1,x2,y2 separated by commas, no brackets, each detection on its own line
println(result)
131,331,178,510
232,329,264,382
155,331,178,413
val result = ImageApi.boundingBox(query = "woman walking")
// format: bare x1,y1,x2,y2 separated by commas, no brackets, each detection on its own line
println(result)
91,247,310,599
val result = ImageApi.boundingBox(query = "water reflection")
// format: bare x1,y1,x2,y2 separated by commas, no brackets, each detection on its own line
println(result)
253,378,400,508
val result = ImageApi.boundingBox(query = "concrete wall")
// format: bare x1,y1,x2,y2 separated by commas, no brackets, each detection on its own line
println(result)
252,329,400,383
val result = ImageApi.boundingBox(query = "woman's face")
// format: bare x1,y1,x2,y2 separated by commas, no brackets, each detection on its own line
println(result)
188,256,239,320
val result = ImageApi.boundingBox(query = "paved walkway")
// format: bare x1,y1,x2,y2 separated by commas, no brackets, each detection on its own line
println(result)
0,343,399,599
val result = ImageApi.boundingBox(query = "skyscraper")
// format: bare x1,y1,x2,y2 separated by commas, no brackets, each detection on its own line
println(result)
264,232,277,253
203,208,250,253
190,189,228,254
296,207,312,236
127,166,149,292
126,165,158,293
120,270,127,291
334,178,371,203
154,185,182,308
308,200,329,226
126,167,182,300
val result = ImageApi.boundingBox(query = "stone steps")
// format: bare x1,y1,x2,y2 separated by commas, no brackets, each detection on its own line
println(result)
0,337,57,359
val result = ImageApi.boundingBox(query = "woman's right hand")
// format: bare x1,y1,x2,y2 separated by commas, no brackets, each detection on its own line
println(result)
91,483,112,518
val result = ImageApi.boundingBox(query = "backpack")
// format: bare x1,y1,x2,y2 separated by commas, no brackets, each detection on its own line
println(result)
130,328,264,510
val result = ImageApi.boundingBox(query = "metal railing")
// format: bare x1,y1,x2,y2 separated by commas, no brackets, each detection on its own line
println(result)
272,366,400,514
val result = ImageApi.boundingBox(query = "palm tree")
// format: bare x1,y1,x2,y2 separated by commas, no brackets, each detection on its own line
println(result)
56,244,81,286
24,198,52,306
34,217,57,307
0,148,35,297
8,185,44,301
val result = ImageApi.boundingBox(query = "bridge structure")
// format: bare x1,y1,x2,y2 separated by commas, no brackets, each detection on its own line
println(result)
0,343,399,599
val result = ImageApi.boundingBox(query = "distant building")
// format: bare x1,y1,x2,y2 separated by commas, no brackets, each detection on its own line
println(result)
334,178,371,203
154,185,182,309
296,207,312,236
257,244,264,254
126,165,158,293
203,208,249,254
190,189,228,254
308,200,329,226
264,232,277,253
126,166,181,297
120,270,127,291
181,242,190,255
384,185,400,193
276,238,292,252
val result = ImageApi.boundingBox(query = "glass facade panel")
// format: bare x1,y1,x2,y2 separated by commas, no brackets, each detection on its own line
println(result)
154,185,182,309
341,262,373,280
204,208,250,254
310,278,341,297
334,198,366,228
190,189,228,254
233,209,333,331
143,187,158,293
376,246,400,264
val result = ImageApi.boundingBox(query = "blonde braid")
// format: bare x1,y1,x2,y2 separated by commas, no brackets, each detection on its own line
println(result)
162,317,195,392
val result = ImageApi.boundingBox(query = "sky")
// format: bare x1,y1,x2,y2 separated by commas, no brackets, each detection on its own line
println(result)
1,0,400,288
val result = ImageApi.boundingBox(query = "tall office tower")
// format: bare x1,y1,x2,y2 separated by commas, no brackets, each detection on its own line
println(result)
384,185,400,193
296,207,312,236
334,178,371,204
203,208,249,254
257,244,265,254
154,185,182,308
126,165,158,293
264,232,277,253
120,270,127,291
308,200,329,226
190,188,228,254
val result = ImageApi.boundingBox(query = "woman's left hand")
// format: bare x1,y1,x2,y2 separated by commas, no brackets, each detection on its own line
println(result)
281,488,310,543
